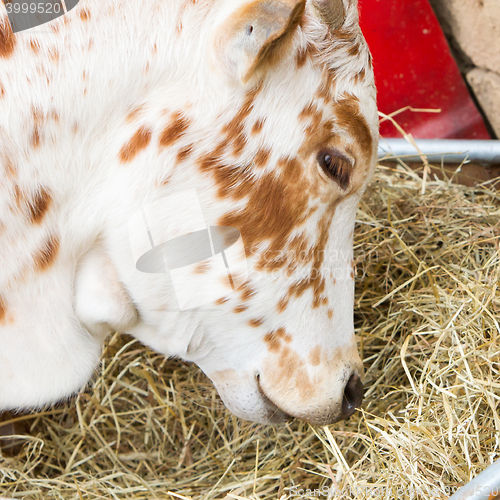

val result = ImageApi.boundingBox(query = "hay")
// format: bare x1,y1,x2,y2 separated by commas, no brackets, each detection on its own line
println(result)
1,160,500,500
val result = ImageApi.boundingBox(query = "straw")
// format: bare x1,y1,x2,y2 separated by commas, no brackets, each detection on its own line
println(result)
1,149,499,500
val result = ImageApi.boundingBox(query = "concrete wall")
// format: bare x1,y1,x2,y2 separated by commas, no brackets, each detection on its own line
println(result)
429,0,500,137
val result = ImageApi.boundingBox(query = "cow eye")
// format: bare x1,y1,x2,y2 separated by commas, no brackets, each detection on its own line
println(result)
317,149,352,190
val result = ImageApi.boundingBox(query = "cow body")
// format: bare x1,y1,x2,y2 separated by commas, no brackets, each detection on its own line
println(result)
0,0,378,424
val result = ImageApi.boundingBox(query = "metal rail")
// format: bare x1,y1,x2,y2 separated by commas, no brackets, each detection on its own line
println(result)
449,459,500,500
378,139,500,164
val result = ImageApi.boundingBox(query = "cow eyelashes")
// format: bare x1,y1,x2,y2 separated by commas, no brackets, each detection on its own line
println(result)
317,149,352,190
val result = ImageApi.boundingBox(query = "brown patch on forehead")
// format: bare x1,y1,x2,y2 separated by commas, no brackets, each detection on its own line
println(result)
27,187,52,224
295,41,316,69
315,69,335,103
279,156,302,184
221,86,260,156
119,127,152,163
335,96,373,160
33,234,60,271
209,159,312,270
159,112,190,148
0,15,15,58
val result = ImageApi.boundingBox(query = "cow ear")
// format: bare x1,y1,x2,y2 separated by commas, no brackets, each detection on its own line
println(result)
215,0,306,84
74,247,138,339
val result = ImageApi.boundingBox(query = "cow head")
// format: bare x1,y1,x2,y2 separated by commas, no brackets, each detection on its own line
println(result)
0,0,378,424
83,0,378,425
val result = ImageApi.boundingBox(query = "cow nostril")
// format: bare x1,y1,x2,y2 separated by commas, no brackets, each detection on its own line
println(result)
340,373,364,420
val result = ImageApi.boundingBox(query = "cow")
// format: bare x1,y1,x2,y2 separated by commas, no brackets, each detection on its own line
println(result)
0,0,379,426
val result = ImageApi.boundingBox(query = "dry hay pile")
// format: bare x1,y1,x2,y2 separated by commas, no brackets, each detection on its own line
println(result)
1,162,499,500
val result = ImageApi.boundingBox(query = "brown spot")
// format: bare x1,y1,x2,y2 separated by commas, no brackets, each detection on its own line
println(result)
308,346,321,367
126,105,144,123
239,282,255,302
0,81,4,98
4,158,16,178
249,318,264,328
316,69,335,102
48,109,59,122
221,86,261,156
49,48,59,62
30,40,40,53
283,211,334,309
206,154,312,273
277,297,288,313
119,127,152,163
27,187,52,224
79,8,91,21
0,15,15,58
264,332,281,353
335,97,374,162
251,118,265,135
279,156,302,184
33,235,60,271
348,41,360,58
327,309,333,319
159,112,190,148
266,346,316,400
234,305,248,314
215,297,229,305
253,148,271,168
299,102,322,122
0,296,6,324
295,42,315,68
177,144,193,163
194,261,210,274
31,127,40,148
276,327,292,343
13,184,24,207
354,68,366,84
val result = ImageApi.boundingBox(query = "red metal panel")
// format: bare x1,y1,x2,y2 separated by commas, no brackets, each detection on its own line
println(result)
358,0,491,139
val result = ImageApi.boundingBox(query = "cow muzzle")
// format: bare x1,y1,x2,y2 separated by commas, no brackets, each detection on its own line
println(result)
256,368,364,426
